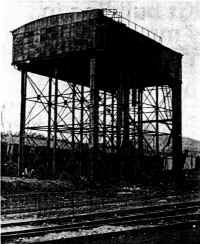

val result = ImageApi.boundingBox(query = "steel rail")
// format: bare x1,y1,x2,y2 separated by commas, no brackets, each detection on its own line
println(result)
2,200,200,242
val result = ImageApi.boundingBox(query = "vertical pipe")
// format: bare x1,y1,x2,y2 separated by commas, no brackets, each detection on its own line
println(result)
103,91,107,151
18,70,27,176
52,76,58,176
155,85,159,155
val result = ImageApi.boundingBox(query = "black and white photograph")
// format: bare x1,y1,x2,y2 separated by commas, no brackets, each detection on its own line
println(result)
1,0,200,243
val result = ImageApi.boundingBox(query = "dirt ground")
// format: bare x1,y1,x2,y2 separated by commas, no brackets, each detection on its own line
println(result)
1,176,74,194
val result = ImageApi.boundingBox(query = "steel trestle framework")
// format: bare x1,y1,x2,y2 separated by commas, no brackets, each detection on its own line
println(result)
19,72,176,178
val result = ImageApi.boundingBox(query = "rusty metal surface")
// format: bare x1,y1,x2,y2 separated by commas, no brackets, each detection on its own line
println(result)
12,9,181,89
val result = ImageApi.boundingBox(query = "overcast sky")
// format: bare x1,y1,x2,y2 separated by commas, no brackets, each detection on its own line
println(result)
0,0,200,140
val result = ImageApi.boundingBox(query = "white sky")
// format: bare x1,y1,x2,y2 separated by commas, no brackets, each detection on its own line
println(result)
0,0,200,140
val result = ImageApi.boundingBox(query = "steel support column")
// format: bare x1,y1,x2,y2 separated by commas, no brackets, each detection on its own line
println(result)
138,88,143,155
131,88,137,148
89,57,98,179
72,83,76,151
103,91,107,150
79,84,84,177
172,82,182,171
80,84,84,146
47,77,52,150
52,76,58,176
111,92,115,152
18,69,27,176
155,85,159,154
172,57,182,174
117,85,122,151
122,85,130,149
47,77,52,174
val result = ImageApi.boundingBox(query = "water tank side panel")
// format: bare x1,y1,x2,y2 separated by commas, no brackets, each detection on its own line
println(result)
12,10,101,64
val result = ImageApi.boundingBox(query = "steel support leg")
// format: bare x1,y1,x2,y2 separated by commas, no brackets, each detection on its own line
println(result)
172,58,182,176
47,77,52,175
131,88,137,148
172,82,182,172
156,85,159,155
18,70,27,176
80,84,84,146
52,77,58,176
80,84,84,177
89,57,98,179
103,91,107,151
122,85,130,149
138,88,143,155
72,83,75,151
117,85,122,151
47,78,52,146
111,92,115,152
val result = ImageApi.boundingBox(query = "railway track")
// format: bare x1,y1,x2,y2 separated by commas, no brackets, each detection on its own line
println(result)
2,188,199,218
2,192,168,214
2,200,200,243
